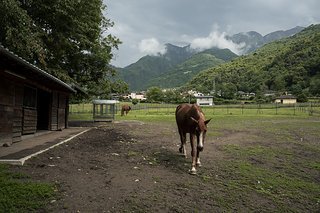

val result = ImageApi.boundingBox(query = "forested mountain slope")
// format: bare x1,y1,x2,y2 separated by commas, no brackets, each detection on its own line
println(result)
147,48,237,88
187,24,320,98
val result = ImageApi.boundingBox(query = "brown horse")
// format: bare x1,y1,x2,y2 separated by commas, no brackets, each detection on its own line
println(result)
121,104,131,116
175,103,211,174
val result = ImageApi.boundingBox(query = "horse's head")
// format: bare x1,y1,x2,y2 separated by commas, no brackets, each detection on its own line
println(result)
191,117,211,151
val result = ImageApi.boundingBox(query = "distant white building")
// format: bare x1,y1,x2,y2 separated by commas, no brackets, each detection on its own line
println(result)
195,95,214,106
130,92,146,101
274,95,297,104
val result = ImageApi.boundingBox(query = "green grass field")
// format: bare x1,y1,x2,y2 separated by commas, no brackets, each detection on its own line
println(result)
69,102,320,121
0,164,55,212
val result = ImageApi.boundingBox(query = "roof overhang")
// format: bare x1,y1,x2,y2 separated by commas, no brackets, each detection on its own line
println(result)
0,45,75,93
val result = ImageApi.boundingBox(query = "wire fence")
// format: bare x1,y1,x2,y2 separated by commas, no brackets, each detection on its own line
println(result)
69,102,320,120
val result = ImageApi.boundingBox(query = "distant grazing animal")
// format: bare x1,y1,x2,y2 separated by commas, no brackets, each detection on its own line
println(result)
121,104,131,116
175,103,211,175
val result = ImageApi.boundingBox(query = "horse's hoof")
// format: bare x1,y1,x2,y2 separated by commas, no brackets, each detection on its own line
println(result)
189,169,197,175
179,147,183,153
196,163,202,167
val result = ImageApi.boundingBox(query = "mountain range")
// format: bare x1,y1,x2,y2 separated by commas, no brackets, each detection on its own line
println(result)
228,26,305,54
116,26,305,91
188,24,320,99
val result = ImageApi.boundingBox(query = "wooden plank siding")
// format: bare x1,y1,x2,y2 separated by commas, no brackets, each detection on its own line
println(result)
0,77,15,145
22,108,37,134
51,92,58,130
58,93,67,129
12,108,22,142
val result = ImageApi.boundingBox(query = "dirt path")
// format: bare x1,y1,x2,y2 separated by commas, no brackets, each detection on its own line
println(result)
9,121,221,212
11,119,319,212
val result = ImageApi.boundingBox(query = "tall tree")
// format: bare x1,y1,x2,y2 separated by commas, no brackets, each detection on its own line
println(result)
0,0,45,64
1,0,123,97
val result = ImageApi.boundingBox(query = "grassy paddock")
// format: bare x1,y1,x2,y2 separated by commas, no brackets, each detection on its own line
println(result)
0,164,55,212
211,115,320,211
4,104,320,211
69,102,320,121
115,108,320,210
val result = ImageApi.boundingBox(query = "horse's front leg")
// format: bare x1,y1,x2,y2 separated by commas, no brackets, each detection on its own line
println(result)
189,134,197,175
196,149,201,167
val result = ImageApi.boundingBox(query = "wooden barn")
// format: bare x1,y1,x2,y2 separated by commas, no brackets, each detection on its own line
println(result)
0,45,75,146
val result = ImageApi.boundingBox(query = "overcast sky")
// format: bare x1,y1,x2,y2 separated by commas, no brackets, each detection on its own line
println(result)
104,0,320,67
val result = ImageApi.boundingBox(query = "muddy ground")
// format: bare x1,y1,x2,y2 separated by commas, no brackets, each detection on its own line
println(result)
11,119,320,212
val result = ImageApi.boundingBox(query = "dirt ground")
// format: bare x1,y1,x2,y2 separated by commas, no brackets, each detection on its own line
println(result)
10,119,320,212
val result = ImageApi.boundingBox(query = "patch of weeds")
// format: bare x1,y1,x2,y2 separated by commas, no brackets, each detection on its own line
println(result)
127,151,138,157
308,162,320,170
201,174,212,182
0,164,55,212
224,161,320,211
223,144,276,159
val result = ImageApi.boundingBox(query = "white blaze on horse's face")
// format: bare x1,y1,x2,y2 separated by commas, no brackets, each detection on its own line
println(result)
197,128,206,151
199,132,204,148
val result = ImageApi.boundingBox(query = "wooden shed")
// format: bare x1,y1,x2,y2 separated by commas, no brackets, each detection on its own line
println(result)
0,45,75,146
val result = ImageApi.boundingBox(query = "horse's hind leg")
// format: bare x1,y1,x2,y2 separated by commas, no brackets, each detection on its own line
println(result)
179,130,187,157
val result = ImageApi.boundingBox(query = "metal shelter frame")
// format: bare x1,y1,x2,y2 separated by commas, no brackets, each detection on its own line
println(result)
92,100,119,122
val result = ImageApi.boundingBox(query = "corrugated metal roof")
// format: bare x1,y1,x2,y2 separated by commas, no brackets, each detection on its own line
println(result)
0,44,75,93
277,95,297,99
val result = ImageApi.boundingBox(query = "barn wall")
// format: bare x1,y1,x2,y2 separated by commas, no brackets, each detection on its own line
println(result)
1,73,70,144
58,93,67,129
0,75,24,144
51,92,58,130
1,48,74,144
13,85,23,142
22,108,37,134
50,92,68,130
0,76,15,145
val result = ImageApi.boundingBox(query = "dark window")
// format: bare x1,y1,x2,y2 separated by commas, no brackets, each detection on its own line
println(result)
23,86,37,108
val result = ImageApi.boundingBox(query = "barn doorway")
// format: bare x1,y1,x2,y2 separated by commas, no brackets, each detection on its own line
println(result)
37,89,51,130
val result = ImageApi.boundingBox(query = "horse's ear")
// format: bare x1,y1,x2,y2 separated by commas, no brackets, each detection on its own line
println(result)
190,117,198,124
205,119,211,125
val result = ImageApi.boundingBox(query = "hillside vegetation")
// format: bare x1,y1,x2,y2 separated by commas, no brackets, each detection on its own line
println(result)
188,24,320,99
147,53,225,88
118,45,237,91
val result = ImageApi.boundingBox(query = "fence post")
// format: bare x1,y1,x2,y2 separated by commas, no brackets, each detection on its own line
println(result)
241,103,244,115
257,104,262,114
309,102,313,116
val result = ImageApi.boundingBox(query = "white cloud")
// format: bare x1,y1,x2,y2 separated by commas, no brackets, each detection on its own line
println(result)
106,0,320,67
190,30,245,55
138,38,166,55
